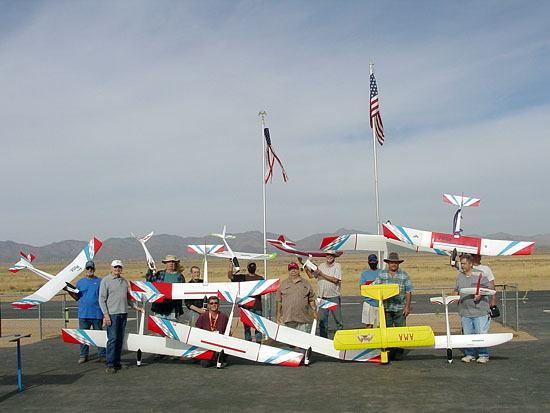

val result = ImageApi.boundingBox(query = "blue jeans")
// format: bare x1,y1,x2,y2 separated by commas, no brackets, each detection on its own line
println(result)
461,315,490,358
79,318,105,358
243,309,262,343
106,313,127,368
319,296,344,338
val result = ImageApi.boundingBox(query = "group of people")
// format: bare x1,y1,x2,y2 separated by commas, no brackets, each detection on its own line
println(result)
70,249,498,372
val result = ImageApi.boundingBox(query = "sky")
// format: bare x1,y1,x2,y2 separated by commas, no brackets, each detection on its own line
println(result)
1,0,549,246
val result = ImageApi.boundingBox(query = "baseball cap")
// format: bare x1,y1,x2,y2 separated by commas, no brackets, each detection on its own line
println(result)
111,259,123,267
288,262,299,270
85,260,95,269
368,254,378,262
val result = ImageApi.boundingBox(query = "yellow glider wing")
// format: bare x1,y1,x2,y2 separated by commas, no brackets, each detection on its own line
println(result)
334,326,435,350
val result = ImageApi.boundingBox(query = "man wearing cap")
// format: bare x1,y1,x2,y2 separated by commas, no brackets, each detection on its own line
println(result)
67,260,106,364
276,262,317,333
146,255,186,360
374,252,413,360
99,260,143,374
359,254,381,328
228,261,264,343
305,250,344,338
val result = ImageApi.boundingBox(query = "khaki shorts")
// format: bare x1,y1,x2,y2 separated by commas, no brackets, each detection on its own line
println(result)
361,302,379,326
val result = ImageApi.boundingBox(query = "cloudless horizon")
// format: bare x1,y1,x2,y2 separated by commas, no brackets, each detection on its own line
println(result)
1,1,549,245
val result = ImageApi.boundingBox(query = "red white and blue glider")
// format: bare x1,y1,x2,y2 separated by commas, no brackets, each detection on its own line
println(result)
442,193,481,236
10,238,102,309
267,235,343,258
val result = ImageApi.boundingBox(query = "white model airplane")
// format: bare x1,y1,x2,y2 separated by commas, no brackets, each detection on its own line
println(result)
148,314,304,367
240,300,381,364
9,252,79,294
382,222,535,256
187,244,224,285
130,278,279,305
131,231,156,272
209,226,276,272
267,234,343,258
443,193,481,237
9,238,103,309
430,290,511,363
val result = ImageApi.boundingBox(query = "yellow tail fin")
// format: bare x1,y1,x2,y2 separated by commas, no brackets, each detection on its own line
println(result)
361,284,399,301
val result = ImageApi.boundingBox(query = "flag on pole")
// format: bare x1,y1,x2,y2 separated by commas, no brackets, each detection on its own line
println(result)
370,73,385,146
264,128,288,183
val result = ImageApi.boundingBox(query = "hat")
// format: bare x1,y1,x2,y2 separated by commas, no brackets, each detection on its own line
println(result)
162,255,180,263
383,252,404,264
85,260,95,269
324,250,339,256
288,262,299,270
367,254,378,262
111,259,123,267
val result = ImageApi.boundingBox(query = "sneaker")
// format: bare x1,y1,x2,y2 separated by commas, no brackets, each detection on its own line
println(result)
98,357,106,363
78,357,87,364
476,357,489,364
153,354,164,360
115,364,129,370
105,367,116,374
169,356,179,360
461,355,476,363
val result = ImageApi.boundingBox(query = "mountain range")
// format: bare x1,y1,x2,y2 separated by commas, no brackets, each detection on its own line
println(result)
1,229,548,263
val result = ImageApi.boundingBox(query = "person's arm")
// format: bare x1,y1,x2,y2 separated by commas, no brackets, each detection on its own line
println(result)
403,292,412,317
98,280,111,326
490,280,497,307
66,288,80,301
227,259,235,280
189,304,205,313
315,267,339,284
276,301,283,324
309,299,318,320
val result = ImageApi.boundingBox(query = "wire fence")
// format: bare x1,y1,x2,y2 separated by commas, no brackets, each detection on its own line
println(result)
0,283,521,342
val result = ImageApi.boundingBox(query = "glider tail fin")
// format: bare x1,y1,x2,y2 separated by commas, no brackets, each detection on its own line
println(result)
360,284,399,302
9,252,36,273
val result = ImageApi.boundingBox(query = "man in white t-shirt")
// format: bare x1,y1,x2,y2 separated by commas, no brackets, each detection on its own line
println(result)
305,250,344,338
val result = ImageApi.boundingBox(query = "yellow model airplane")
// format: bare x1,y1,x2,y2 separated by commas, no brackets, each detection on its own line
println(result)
333,284,435,363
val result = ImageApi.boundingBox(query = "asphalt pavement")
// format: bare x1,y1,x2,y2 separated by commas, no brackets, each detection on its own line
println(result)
0,291,549,412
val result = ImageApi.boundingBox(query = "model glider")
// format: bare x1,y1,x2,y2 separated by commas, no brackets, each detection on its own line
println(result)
10,238,103,309
443,193,481,236
131,231,156,272
240,307,381,364
209,226,276,272
430,291,512,362
333,284,435,364
148,315,304,367
9,252,80,294
187,244,224,285
320,233,450,259
382,223,535,256
268,235,343,258
62,329,214,361
430,292,460,363
130,278,279,304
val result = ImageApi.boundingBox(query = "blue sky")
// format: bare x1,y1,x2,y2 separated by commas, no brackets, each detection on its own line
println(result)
1,0,549,245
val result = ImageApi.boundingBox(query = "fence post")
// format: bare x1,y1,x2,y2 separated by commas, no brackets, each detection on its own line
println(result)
38,303,43,340
515,283,519,332
62,294,68,329
501,284,507,327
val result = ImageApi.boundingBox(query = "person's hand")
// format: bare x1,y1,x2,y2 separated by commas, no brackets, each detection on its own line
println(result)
277,316,283,325
136,307,144,313
403,307,410,317
103,314,112,327
474,294,481,302
312,310,318,321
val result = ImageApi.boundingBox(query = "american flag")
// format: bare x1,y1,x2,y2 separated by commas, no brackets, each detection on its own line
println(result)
264,128,288,183
370,73,385,146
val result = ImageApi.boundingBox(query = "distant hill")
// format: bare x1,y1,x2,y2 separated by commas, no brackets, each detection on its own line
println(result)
0,229,548,263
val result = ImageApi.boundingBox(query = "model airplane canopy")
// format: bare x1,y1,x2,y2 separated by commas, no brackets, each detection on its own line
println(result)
11,238,102,309
383,223,535,256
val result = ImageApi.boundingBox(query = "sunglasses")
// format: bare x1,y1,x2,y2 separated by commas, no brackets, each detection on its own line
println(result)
113,266,122,269
208,302,219,305
85,267,95,270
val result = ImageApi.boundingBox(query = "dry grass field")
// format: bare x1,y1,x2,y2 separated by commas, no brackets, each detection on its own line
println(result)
1,250,548,296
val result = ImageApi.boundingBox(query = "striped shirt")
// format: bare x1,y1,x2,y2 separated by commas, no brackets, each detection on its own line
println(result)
375,268,413,312
315,262,342,298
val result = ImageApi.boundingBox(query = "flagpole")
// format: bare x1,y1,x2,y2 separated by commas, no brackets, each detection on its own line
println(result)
259,110,270,318
370,63,383,266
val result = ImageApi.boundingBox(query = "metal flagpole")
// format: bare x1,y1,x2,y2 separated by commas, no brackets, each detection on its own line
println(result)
370,63,383,263
259,111,271,318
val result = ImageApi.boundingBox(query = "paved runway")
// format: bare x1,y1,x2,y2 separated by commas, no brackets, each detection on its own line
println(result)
1,291,549,411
